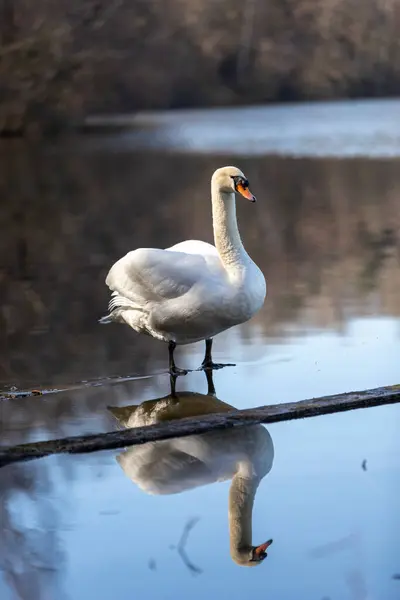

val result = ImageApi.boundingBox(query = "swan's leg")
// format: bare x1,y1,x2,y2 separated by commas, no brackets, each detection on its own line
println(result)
200,339,236,370
169,372,179,398
204,368,216,396
168,341,188,377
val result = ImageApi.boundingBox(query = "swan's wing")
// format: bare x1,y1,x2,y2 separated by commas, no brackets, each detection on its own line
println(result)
106,247,222,303
117,444,221,494
167,240,219,258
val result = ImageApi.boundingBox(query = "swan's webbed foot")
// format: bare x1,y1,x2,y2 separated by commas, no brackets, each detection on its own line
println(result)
169,366,188,377
200,339,235,371
200,360,236,371
168,341,188,379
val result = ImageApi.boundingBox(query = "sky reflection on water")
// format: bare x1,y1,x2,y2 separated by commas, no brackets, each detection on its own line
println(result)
1,101,400,599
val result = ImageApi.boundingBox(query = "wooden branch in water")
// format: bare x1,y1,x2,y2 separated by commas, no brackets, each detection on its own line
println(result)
0,384,399,468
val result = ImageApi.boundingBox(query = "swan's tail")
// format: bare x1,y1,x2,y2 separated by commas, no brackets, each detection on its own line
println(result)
99,291,146,325
107,404,137,428
99,314,113,324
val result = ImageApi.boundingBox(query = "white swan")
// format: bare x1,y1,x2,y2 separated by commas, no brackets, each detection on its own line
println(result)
108,374,274,566
100,166,266,373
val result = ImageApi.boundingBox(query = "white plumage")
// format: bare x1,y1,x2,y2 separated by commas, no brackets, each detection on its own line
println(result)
100,166,266,369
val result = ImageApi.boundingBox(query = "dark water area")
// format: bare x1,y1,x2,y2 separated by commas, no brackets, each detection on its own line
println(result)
1,102,400,599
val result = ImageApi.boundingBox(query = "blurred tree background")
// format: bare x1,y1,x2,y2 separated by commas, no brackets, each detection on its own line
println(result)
1,0,400,135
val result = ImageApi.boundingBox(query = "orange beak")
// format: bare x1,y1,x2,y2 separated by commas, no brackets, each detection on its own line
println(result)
254,539,273,558
236,183,256,202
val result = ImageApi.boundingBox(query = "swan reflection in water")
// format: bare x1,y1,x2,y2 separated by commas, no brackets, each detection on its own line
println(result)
108,370,274,567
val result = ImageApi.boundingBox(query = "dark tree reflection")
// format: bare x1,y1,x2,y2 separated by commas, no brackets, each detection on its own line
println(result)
1,142,400,387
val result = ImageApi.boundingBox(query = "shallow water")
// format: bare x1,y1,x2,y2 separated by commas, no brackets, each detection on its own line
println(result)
88,98,400,157
1,100,400,599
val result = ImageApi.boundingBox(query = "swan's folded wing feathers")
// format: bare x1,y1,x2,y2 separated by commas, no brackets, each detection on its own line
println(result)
131,448,220,494
105,248,212,303
107,290,139,313
167,240,219,257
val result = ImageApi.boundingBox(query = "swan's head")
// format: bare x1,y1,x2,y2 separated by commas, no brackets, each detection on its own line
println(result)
212,166,256,202
232,539,273,567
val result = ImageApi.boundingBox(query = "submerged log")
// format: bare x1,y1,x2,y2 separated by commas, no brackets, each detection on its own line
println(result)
0,384,399,468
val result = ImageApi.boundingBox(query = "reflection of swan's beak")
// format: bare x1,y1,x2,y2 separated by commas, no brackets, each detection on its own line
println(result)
253,538,273,561
237,183,256,203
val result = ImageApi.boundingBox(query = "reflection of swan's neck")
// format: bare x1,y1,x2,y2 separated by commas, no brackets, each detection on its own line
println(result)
229,472,260,565
212,185,248,269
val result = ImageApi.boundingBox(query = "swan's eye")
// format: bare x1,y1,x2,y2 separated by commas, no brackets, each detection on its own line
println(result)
232,176,248,190
231,175,256,202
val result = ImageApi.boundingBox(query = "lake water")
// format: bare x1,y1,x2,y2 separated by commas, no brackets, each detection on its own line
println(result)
1,99,400,600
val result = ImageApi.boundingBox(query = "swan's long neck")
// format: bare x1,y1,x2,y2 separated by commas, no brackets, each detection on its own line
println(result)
211,184,249,269
228,474,260,564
